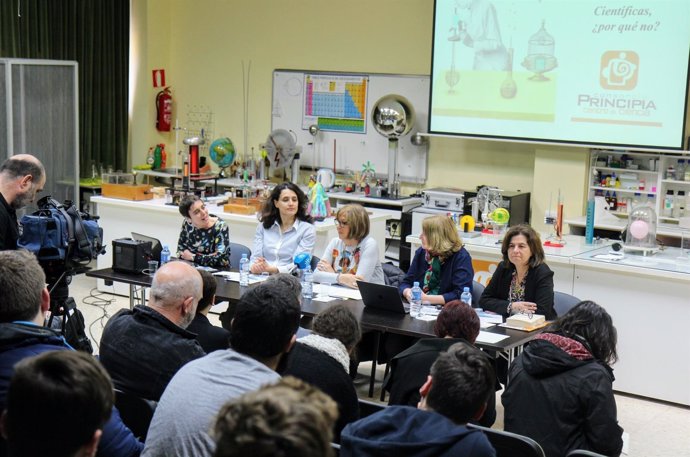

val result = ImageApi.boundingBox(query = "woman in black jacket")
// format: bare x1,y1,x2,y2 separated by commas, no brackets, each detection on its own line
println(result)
502,300,624,457
383,300,498,427
479,224,556,320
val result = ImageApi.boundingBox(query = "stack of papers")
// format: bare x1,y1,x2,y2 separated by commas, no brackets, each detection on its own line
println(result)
476,310,503,328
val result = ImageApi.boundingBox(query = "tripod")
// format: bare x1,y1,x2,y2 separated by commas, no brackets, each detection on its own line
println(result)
43,259,93,354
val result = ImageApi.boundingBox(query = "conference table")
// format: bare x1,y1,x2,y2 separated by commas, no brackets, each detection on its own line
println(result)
86,267,543,396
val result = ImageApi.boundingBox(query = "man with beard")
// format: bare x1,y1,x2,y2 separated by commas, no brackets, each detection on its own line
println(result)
99,261,205,401
0,154,46,250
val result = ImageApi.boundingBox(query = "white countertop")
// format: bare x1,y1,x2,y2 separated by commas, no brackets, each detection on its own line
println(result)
572,245,690,281
91,196,389,231
326,191,423,208
406,232,609,266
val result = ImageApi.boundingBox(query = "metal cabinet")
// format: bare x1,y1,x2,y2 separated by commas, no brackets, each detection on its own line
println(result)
1,58,79,208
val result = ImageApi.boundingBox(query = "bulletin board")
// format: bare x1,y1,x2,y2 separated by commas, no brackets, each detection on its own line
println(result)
271,69,430,183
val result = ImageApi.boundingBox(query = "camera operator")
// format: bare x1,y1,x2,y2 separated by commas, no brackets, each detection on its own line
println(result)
0,154,46,251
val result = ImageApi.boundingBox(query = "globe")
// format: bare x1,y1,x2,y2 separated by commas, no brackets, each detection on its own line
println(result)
371,95,415,139
209,137,236,169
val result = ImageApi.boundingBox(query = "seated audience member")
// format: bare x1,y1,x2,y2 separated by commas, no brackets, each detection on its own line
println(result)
479,224,555,319
383,300,497,427
177,195,230,268
251,182,315,274
502,300,623,457
313,204,384,288
100,262,205,401
187,269,231,352
341,343,496,457
284,305,361,438
1,351,113,457
142,280,301,457
0,250,143,457
211,376,338,457
400,215,474,305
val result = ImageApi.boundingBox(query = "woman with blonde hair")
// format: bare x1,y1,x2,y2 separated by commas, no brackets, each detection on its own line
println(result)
400,215,473,305
313,204,384,288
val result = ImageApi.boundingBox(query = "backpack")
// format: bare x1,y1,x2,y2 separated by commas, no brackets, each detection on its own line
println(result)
19,196,104,267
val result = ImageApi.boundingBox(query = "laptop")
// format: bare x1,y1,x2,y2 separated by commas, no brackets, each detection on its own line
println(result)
357,280,410,314
131,232,163,263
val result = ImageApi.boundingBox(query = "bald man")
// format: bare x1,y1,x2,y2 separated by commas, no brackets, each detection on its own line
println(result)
99,261,206,401
0,154,46,250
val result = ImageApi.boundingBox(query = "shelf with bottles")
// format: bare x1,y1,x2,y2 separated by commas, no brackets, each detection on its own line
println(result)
590,186,656,196
661,179,690,186
591,166,659,176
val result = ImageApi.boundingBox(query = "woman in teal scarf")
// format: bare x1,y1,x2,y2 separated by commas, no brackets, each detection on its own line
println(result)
400,215,474,305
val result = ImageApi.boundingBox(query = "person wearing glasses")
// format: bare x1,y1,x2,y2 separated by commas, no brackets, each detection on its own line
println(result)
313,204,384,287
400,215,473,305
177,195,230,268
478,224,556,320
251,182,315,274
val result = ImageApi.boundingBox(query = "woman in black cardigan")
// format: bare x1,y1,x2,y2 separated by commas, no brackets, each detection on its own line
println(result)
479,224,556,320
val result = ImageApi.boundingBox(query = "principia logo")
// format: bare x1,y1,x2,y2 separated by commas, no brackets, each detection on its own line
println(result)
600,50,639,90
575,51,653,116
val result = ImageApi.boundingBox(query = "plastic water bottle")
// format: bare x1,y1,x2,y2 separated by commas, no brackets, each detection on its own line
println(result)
461,286,472,307
410,281,422,318
239,253,249,286
302,268,313,299
160,245,171,265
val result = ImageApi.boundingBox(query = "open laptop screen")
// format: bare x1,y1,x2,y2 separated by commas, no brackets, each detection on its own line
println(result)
131,232,162,263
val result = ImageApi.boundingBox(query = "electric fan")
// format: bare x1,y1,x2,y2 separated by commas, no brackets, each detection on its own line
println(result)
264,129,297,170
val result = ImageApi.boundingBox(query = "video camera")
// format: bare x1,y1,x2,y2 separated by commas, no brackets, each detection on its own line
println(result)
18,196,107,353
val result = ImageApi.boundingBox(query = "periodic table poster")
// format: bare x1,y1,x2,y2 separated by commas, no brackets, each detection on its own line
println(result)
272,69,429,183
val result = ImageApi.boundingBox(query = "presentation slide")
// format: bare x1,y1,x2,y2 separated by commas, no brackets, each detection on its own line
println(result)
429,0,690,150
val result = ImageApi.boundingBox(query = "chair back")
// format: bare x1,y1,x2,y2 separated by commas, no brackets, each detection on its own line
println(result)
228,242,251,269
554,291,580,317
471,280,485,306
566,450,608,457
382,262,405,288
358,398,386,418
114,389,157,441
468,424,545,457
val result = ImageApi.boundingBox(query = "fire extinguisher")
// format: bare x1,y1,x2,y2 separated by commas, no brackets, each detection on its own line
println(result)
156,87,173,132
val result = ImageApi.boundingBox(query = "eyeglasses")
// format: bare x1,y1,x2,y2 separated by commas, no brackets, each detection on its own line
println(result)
334,219,349,228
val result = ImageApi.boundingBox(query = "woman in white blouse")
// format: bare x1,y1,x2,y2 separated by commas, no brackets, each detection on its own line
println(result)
250,182,316,274
313,204,384,288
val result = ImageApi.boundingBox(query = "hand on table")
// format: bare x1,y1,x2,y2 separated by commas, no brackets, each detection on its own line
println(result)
250,258,276,274
512,301,537,314
316,260,335,273
180,249,195,261
338,273,363,289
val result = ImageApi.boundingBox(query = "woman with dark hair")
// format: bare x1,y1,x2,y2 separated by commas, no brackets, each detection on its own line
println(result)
313,204,384,288
479,223,555,319
502,300,623,457
176,195,230,268
250,182,315,274
400,215,474,305
382,301,497,427
283,304,361,439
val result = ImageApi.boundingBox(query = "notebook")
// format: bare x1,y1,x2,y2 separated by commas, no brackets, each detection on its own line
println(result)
357,280,410,314
131,232,163,263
